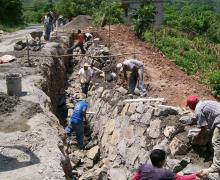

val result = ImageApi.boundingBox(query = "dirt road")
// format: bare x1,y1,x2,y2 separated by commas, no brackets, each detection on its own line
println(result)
98,24,216,107
0,25,43,52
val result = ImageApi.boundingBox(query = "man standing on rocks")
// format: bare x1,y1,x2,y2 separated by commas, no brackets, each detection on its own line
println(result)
64,94,88,150
187,95,220,178
78,63,93,97
116,59,146,94
42,13,53,41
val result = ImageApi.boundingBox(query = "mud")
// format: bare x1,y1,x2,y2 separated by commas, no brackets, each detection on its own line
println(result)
0,92,20,115
0,94,42,133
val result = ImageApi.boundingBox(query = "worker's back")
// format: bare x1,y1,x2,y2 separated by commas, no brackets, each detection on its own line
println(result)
195,100,220,129
71,100,88,124
138,164,175,180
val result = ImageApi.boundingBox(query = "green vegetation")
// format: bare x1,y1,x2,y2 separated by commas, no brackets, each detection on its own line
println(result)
0,0,24,28
134,3,220,96
92,0,124,26
54,0,124,26
55,0,98,19
131,3,156,38
23,0,54,23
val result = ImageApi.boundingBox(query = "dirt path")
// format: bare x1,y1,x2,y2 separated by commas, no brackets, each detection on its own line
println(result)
98,24,216,107
0,25,43,52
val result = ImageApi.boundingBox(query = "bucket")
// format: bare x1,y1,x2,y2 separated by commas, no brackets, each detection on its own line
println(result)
6,73,22,96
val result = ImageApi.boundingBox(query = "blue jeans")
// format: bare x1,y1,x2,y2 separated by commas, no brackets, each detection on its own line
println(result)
64,122,84,149
138,67,146,92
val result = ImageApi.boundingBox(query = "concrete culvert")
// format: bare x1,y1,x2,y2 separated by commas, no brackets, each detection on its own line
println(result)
6,73,22,96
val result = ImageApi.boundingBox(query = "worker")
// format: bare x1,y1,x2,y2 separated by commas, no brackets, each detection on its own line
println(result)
64,94,88,150
84,32,93,42
68,29,86,54
186,96,220,178
116,59,146,94
42,13,53,41
84,32,93,50
78,63,93,97
133,149,199,180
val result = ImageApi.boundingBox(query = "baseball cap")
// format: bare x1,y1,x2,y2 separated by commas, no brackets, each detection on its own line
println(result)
186,95,199,107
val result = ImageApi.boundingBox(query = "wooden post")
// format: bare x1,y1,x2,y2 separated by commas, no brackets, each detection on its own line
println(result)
26,37,31,67
108,2,111,49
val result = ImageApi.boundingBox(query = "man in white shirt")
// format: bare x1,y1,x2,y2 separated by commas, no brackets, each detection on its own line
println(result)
187,95,220,178
78,63,93,97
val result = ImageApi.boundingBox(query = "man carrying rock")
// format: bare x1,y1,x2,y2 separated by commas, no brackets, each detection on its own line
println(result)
116,59,146,95
68,29,86,54
78,63,93,97
186,95,220,178
64,94,88,150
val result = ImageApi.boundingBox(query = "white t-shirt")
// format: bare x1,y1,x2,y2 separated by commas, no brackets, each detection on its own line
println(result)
85,33,93,38
78,67,93,83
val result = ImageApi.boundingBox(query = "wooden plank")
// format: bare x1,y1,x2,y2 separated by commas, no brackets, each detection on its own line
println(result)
123,98,165,103
86,111,96,114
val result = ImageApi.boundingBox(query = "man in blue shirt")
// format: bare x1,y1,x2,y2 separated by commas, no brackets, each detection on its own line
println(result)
64,94,88,150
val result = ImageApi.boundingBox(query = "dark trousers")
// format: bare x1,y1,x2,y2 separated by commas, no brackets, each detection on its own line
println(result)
128,71,138,94
81,83,89,97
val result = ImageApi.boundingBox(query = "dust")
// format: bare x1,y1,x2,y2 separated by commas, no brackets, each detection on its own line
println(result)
0,94,42,133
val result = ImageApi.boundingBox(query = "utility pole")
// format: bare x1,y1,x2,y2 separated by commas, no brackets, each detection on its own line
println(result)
108,1,111,50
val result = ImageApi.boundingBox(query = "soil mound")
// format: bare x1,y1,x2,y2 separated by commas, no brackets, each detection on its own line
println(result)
98,24,216,106
63,15,92,31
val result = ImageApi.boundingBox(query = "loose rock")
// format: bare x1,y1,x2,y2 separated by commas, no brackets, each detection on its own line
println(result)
148,119,161,138
86,145,100,160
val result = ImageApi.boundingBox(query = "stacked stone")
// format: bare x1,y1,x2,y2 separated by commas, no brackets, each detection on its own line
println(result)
63,45,217,180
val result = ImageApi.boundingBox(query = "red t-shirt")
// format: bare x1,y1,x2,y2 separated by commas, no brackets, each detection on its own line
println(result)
77,33,85,44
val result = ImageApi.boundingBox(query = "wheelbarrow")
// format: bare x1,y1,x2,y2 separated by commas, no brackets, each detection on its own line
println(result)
30,31,43,44
29,31,43,51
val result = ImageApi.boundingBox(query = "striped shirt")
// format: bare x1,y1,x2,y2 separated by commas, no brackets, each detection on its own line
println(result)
195,100,220,129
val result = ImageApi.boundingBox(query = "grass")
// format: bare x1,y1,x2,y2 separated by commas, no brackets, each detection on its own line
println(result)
0,24,26,33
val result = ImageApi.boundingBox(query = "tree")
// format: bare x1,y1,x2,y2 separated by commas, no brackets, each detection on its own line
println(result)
92,0,124,26
55,0,101,19
0,0,23,26
132,2,156,38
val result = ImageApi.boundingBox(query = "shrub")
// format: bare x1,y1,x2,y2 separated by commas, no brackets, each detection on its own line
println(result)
132,3,156,38
208,71,220,95
207,22,220,43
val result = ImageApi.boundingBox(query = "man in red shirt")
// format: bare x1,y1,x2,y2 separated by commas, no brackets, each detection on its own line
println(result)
68,29,86,54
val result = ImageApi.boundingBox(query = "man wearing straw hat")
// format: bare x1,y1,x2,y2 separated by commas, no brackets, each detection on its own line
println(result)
78,63,93,97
